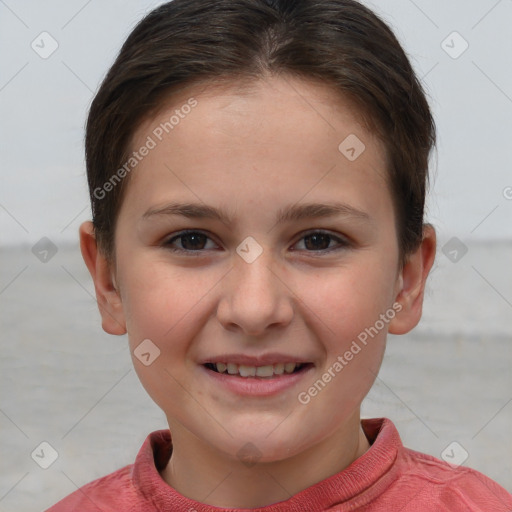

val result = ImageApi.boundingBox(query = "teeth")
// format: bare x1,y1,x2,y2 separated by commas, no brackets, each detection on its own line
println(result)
256,365,274,377
273,363,284,375
239,365,256,377
211,362,304,377
284,362,296,374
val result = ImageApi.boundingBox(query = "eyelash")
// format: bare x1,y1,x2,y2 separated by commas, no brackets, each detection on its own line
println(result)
162,229,351,255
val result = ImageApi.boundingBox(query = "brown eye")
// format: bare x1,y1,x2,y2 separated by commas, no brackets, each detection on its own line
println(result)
294,231,350,252
303,233,331,251
178,233,208,250
164,231,217,252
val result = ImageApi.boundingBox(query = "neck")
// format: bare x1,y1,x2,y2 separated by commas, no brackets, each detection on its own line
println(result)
161,412,370,508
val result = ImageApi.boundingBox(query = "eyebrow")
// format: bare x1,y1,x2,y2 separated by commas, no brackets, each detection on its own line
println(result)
141,201,371,226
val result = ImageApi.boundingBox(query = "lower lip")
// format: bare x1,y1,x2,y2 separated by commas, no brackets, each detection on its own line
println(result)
200,365,314,397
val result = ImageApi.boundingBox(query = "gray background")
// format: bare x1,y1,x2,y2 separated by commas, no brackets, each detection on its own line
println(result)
1,0,511,510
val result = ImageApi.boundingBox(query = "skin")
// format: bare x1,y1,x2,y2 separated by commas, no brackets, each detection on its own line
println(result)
80,74,436,508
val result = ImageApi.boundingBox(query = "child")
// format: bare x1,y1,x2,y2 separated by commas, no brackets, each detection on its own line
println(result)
48,0,512,510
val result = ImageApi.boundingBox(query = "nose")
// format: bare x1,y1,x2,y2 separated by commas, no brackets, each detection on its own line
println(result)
216,250,294,336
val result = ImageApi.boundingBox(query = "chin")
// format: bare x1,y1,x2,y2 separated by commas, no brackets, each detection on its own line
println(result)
206,421,313,465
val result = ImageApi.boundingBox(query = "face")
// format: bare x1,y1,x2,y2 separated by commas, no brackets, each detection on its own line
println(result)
108,76,404,463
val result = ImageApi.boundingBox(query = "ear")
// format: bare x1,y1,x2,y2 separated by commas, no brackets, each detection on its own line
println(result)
79,221,127,335
388,224,436,335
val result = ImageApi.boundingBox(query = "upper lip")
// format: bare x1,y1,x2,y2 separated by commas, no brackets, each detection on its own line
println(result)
199,353,313,366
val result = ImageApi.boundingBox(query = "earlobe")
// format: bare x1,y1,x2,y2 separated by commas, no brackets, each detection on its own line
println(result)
388,225,436,335
79,221,127,335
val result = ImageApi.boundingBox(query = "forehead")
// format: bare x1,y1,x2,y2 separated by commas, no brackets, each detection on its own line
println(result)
122,75,390,222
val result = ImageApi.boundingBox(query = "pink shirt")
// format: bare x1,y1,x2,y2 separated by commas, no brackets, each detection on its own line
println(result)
47,418,512,511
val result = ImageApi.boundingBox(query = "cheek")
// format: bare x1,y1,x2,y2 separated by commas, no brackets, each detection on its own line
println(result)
120,256,208,342
298,261,395,393
296,272,391,418
119,259,213,412
304,261,396,339
119,255,228,369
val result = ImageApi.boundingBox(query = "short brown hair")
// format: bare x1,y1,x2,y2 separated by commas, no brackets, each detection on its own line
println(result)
85,0,435,265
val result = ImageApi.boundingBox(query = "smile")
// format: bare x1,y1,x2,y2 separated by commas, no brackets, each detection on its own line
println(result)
204,362,312,378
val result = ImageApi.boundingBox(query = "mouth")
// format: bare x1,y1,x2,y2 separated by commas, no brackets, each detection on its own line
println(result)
203,362,313,378
200,358,316,397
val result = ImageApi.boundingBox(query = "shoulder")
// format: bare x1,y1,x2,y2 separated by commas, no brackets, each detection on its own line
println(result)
392,446,512,511
45,465,137,511
45,429,172,512
359,419,512,511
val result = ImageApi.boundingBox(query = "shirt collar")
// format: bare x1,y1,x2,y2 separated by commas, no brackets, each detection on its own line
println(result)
132,417,402,511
